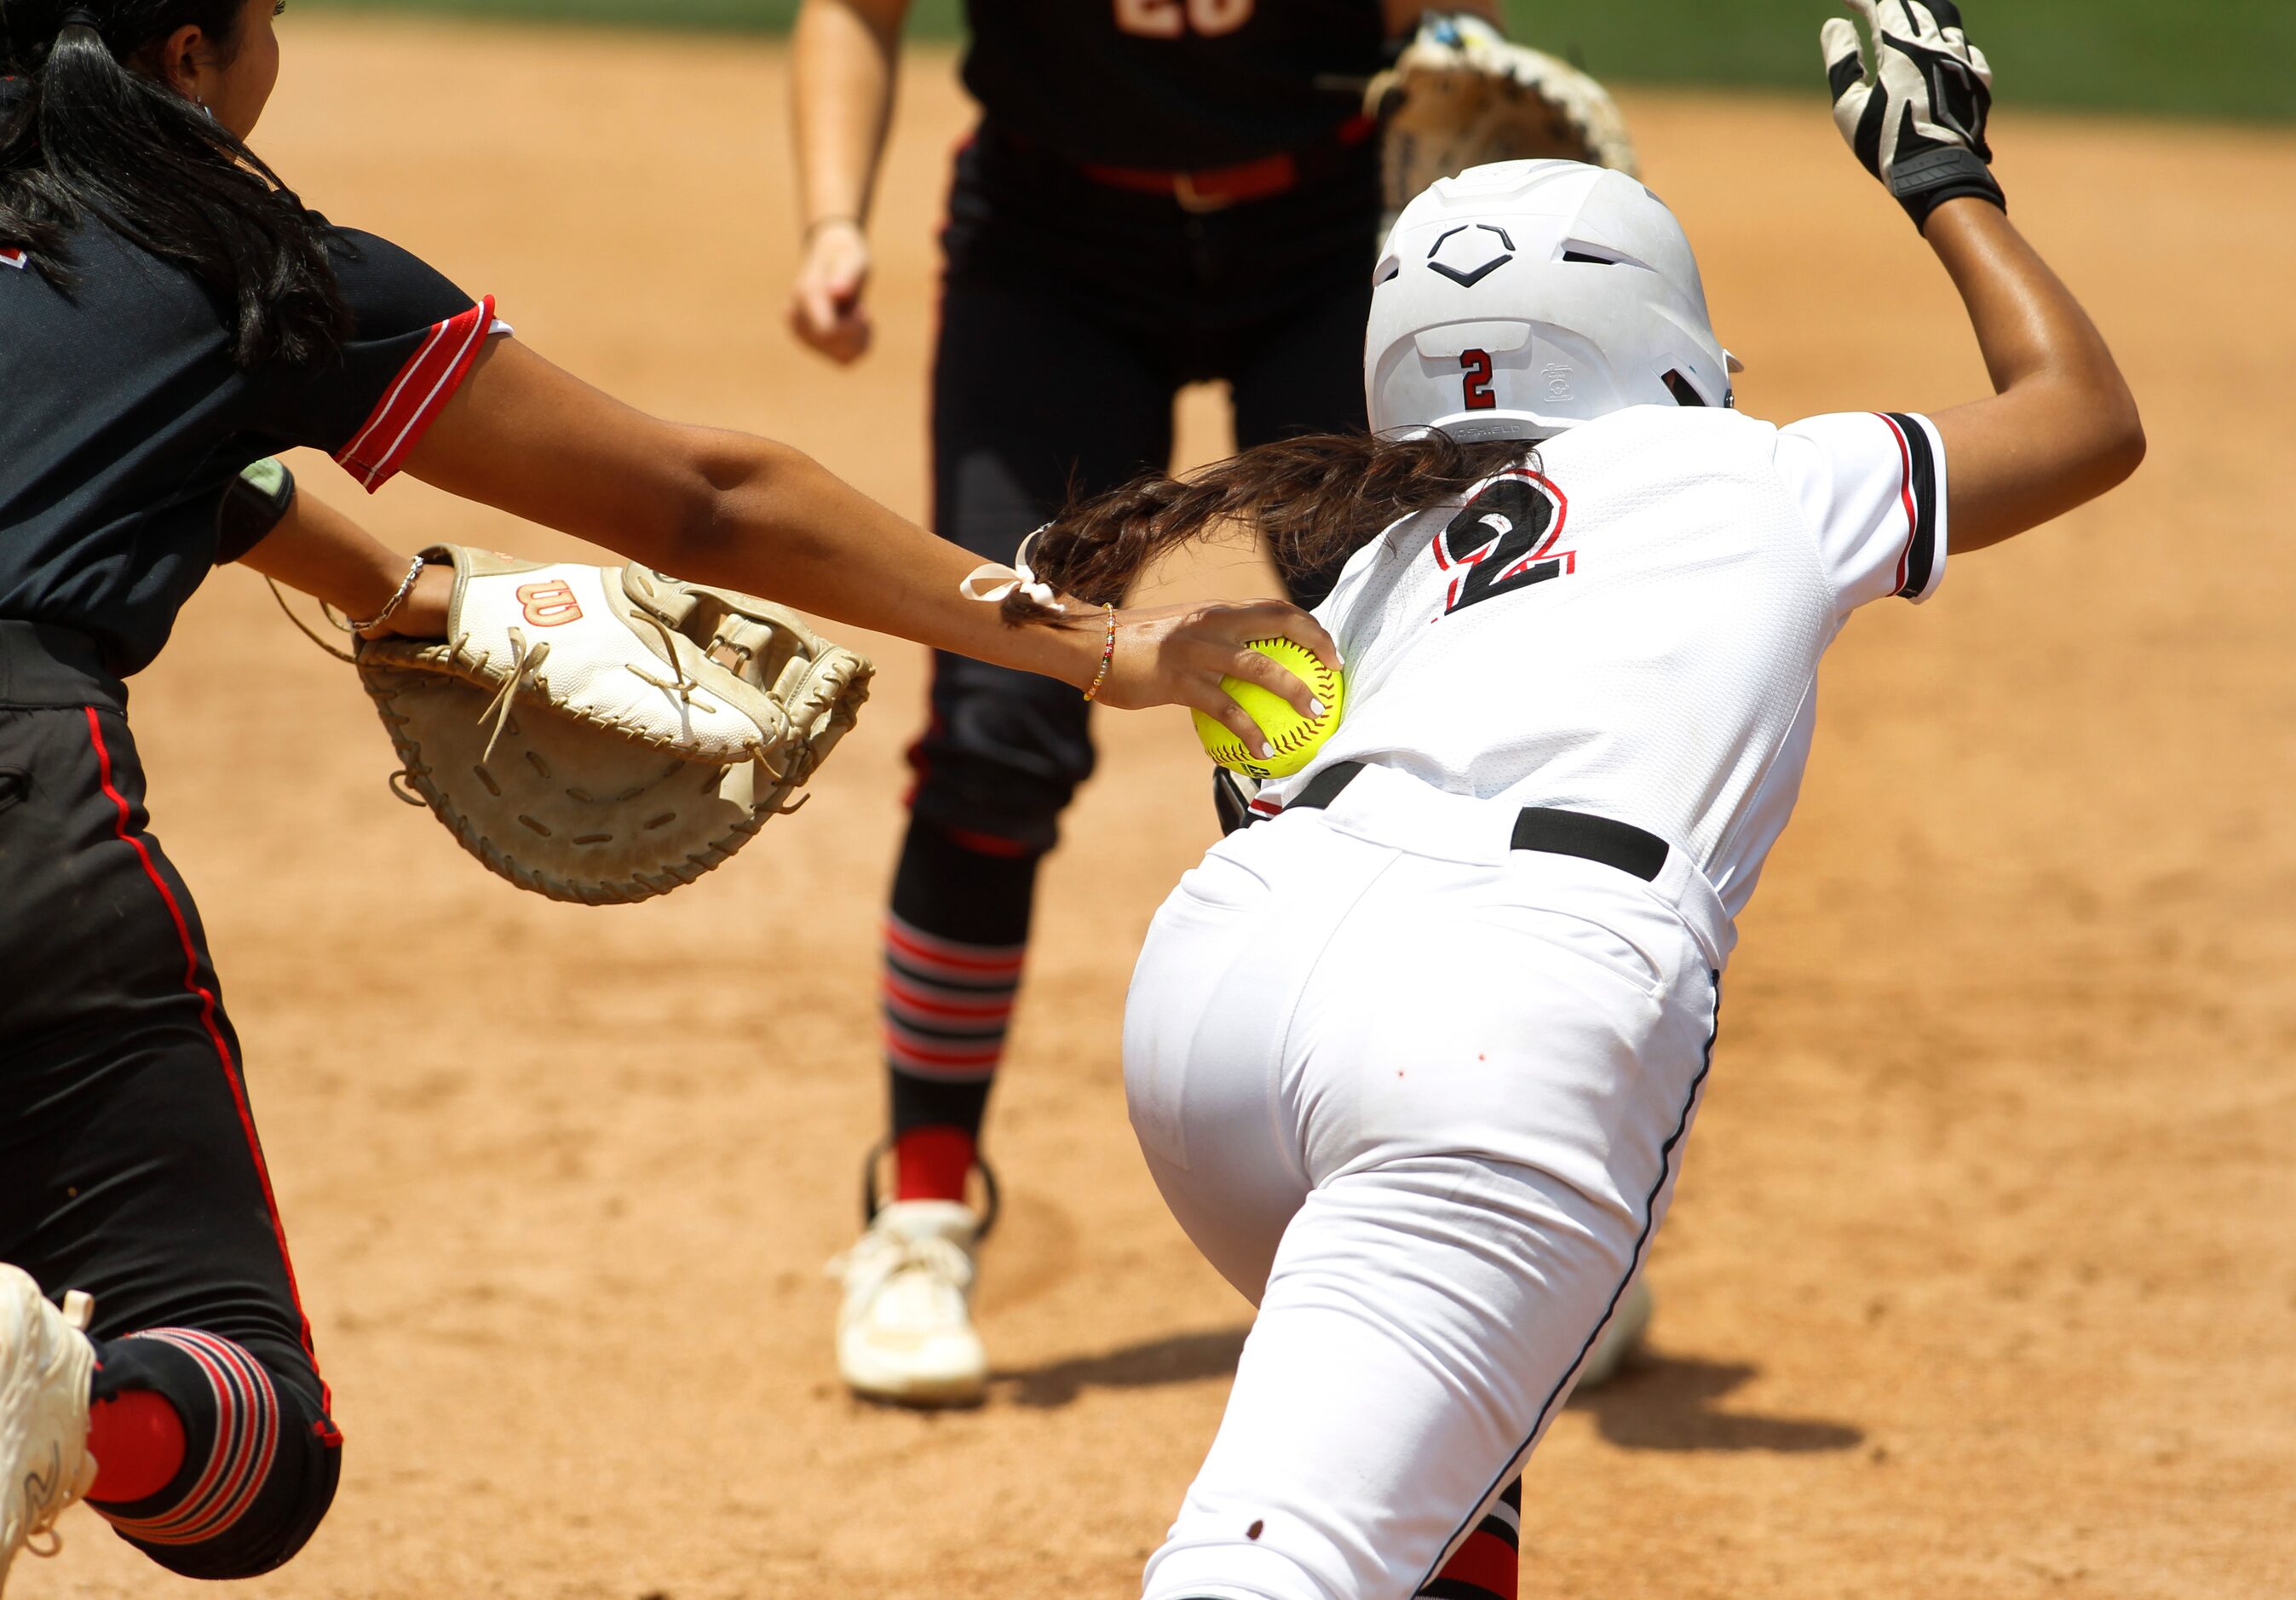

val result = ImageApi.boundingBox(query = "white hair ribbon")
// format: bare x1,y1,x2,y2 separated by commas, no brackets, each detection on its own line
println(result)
958,525,1067,613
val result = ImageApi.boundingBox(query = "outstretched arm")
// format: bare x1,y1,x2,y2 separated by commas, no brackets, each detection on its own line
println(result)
1821,0,2141,551
399,340,1333,758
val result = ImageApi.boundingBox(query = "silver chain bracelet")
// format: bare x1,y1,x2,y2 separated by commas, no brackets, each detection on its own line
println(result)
339,555,428,635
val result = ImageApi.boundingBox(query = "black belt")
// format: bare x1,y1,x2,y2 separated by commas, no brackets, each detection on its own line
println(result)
1286,761,1670,883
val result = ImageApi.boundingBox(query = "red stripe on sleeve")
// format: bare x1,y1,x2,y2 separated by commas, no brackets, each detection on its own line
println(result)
0,248,26,270
1874,412,1919,595
335,293,503,492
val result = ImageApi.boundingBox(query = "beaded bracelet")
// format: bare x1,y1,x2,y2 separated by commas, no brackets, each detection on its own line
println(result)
1080,604,1117,703
342,555,428,635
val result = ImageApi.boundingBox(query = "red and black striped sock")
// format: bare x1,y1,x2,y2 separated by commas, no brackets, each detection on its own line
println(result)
1419,1477,1522,1600
87,1330,286,1551
881,820,1039,1204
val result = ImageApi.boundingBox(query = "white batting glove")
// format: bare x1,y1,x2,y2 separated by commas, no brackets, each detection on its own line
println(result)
1821,0,2004,229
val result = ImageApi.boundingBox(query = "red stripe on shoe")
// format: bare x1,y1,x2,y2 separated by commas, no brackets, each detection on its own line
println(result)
336,296,503,492
83,711,335,1432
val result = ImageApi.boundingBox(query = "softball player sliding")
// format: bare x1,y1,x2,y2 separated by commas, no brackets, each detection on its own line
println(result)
994,6,2144,1596
0,2,1325,1588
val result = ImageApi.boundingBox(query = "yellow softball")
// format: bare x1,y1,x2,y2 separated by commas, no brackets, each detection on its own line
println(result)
1191,638,1345,780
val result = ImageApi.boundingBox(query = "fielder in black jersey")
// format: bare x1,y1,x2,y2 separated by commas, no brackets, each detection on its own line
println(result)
0,15,512,1582
1,2,1332,1587
786,0,1498,1419
0,46,512,1587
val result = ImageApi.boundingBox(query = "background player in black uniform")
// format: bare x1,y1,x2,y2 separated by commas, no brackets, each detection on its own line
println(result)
786,0,1501,1411
0,3,1329,1586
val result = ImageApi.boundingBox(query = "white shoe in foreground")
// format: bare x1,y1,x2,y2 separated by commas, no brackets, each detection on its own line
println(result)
0,1265,96,1596
834,1201,989,1407
1575,1275,1654,1391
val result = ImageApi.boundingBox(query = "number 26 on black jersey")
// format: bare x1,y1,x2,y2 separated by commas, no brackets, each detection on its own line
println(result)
1433,471,1574,617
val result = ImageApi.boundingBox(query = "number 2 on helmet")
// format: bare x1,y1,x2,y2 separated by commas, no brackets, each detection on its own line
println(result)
1459,348,1496,411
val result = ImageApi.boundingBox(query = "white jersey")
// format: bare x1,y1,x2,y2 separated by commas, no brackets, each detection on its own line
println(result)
1263,405,1948,923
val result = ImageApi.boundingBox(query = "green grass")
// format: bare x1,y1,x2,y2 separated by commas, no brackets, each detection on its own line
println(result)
303,0,2296,123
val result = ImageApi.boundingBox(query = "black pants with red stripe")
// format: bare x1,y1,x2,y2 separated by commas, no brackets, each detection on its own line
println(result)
0,623,340,1578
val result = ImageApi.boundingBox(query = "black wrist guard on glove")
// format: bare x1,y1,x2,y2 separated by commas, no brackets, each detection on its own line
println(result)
1823,0,2006,230
1886,144,2005,227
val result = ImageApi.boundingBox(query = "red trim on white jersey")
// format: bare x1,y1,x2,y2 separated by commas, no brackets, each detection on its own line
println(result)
335,294,504,492
0,248,26,270
1429,467,1573,615
1876,412,1919,595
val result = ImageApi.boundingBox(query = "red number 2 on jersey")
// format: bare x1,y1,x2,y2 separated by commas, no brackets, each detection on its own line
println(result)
1459,348,1496,411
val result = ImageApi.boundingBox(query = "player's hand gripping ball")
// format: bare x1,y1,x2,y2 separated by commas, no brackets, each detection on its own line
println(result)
1192,639,1345,780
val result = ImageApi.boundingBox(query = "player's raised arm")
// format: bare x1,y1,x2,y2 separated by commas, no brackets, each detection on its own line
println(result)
1821,0,2144,551
786,0,910,365
400,339,1335,757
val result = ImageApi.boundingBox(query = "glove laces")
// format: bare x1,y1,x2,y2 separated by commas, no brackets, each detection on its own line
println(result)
473,628,550,769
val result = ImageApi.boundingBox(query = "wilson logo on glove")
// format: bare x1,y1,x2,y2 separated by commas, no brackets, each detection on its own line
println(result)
515,579,584,627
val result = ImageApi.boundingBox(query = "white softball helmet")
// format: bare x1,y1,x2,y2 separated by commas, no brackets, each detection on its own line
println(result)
1365,158,1740,442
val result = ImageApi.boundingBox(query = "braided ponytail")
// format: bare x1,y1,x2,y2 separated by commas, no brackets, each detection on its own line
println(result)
1002,430,1534,627
0,1,349,368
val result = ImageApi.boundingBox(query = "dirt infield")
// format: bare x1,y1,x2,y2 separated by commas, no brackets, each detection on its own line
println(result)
15,14,2296,1598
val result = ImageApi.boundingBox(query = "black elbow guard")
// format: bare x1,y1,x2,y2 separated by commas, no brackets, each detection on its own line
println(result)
216,457,297,564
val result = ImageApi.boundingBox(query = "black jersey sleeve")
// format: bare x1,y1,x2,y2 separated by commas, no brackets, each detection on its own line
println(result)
253,227,505,492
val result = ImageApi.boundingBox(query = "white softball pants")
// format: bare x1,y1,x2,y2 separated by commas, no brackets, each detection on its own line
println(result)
1123,767,1729,1600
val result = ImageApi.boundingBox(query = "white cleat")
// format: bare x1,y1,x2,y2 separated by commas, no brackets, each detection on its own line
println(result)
0,1265,97,1596
1575,1275,1654,1391
834,1201,989,1407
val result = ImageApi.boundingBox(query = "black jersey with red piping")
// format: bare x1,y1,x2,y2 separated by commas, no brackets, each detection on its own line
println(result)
959,0,1385,171
0,216,501,676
